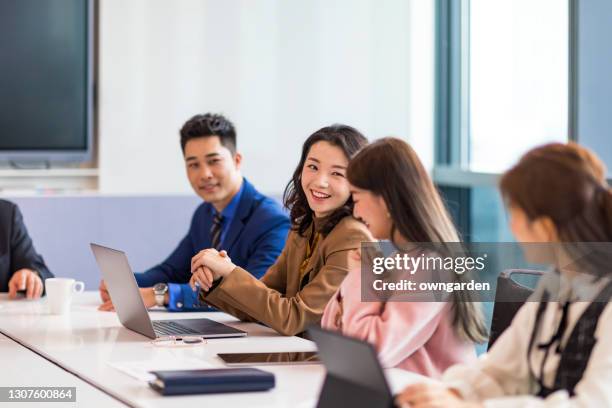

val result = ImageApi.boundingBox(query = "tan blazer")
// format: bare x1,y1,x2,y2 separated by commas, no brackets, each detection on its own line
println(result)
201,216,371,336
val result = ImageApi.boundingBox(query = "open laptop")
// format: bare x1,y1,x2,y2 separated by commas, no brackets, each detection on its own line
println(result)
309,326,395,408
90,243,246,339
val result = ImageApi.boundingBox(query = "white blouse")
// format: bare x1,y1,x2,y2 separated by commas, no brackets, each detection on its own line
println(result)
442,272,612,407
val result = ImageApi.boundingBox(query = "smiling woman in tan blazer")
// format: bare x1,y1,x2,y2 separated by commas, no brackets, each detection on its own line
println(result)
190,124,370,336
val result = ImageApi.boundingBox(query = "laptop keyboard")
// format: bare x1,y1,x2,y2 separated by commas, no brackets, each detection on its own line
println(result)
152,320,200,336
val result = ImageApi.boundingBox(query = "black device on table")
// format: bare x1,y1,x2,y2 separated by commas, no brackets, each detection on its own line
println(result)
309,326,397,408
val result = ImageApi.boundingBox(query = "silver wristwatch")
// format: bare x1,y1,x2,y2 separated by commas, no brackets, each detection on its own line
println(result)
153,283,168,307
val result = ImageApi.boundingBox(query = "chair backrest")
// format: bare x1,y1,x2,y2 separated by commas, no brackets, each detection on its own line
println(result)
488,269,545,350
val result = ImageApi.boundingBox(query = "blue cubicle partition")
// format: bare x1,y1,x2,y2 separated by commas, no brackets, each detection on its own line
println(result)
6,195,202,291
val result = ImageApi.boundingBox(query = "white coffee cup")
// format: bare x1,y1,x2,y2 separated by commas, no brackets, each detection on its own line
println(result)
45,278,85,315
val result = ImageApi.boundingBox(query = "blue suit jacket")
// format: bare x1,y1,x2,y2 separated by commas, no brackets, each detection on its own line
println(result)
134,178,289,310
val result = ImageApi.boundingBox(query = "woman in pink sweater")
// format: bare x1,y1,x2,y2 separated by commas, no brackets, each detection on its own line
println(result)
321,138,487,378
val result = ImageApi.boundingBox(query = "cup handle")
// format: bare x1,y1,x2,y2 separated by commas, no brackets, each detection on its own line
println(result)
73,281,85,293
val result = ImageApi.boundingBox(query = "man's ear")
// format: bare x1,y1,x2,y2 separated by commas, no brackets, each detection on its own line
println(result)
233,152,243,170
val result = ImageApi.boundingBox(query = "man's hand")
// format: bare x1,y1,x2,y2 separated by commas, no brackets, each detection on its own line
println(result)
190,249,235,291
8,269,43,300
99,280,110,302
98,287,162,312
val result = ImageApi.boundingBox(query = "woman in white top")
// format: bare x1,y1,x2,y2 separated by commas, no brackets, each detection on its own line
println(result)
396,142,612,408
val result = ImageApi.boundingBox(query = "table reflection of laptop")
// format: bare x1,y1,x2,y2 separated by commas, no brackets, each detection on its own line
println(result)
90,243,246,339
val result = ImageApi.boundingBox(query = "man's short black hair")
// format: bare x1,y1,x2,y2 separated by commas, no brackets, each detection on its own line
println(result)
179,113,237,154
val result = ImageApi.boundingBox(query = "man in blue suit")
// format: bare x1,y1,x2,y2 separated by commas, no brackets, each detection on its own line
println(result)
98,113,289,311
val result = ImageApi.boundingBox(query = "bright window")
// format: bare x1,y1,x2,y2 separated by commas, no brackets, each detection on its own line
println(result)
468,0,568,172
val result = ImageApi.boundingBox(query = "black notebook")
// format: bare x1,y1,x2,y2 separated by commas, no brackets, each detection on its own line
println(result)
149,367,275,396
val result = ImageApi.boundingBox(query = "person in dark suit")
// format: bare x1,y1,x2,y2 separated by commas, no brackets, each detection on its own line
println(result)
98,113,290,311
0,199,54,299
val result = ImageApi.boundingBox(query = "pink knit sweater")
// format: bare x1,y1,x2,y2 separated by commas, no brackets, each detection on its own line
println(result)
321,262,478,378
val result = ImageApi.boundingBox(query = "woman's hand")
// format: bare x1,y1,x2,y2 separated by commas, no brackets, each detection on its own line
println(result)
190,249,235,291
395,383,481,408
190,266,216,291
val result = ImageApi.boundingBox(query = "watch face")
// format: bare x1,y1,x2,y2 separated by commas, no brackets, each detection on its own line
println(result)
153,283,167,293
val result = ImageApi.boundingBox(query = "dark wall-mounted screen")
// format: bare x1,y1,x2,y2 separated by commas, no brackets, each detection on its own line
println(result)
0,0,91,157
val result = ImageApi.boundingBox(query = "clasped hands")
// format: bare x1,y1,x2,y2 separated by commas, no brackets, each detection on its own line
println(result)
189,248,236,292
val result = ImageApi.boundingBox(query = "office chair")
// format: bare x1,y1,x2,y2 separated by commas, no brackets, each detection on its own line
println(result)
487,269,544,350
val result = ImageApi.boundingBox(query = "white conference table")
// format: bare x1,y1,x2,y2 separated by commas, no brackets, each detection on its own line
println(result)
0,332,124,407
0,292,424,407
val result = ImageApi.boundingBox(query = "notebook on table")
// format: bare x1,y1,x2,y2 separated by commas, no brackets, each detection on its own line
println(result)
148,368,275,395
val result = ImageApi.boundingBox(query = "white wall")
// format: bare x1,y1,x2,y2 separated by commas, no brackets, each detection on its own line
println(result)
407,0,434,171
98,0,434,195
